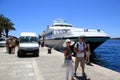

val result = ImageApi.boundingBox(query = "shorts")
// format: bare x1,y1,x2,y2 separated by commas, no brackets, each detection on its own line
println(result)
75,57,85,67
86,51,91,56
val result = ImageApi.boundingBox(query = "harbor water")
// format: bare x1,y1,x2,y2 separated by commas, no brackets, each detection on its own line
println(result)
92,39,120,72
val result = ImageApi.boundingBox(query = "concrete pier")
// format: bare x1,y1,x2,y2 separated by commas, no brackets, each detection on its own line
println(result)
38,47,120,80
0,47,120,80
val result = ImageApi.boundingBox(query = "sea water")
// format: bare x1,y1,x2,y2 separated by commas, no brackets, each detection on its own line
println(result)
93,40,120,72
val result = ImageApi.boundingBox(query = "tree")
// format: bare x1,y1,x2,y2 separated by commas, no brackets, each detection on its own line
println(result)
4,18,15,37
0,14,15,37
0,14,4,37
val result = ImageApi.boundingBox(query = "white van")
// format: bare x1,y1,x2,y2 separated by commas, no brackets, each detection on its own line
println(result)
17,32,39,57
0,37,7,47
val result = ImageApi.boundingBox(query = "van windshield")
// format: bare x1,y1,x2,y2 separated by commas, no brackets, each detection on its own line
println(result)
20,36,37,43
0,38,6,41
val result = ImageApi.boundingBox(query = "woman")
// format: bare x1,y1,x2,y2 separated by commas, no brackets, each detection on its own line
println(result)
63,39,75,80
85,41,91,65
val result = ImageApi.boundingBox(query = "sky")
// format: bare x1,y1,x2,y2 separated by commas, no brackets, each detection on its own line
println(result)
0,0,120,38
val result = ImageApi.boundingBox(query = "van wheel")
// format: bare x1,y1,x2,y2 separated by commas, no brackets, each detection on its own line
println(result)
36,53,39,57
34,53,39,57
34,50,39,57
17,51,21,57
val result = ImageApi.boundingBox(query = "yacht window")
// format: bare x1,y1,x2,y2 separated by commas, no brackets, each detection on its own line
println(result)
84,29,88,32
55,31,58,35
64,29,69,33
63,30,65,33
54,25,72,27
97,29,100,32
60,30,62,33
62,30,64,32
45,32,53,36
54,31,56,34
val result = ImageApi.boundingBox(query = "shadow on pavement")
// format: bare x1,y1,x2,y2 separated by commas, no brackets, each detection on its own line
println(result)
17,55,39,58
86,63,94,66
76,73,91,80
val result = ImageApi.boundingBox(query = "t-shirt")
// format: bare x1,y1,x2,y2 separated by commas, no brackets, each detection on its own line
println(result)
74,42,86,57
64,47,72,60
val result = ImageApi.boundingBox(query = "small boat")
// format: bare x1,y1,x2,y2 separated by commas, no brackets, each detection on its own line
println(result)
40,19,110,51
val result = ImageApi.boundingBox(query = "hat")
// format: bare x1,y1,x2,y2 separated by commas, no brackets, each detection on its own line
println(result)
63,39,74,47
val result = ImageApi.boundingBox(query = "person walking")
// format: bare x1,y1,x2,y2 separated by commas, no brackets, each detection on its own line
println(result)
74,36,86,76
11,37,16,54
6,39,9,53
85,41,91,65
8,37,16,54
63,39,75,80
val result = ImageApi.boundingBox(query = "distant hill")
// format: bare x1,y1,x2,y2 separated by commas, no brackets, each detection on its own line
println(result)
111,37,120,40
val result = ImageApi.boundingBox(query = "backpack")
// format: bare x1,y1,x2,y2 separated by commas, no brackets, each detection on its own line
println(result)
71,42,85,57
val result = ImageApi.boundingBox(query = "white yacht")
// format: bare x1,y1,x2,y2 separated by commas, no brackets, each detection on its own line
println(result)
40,19,110,51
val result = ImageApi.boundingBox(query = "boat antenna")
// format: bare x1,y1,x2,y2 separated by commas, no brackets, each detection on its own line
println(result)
54,18,65,23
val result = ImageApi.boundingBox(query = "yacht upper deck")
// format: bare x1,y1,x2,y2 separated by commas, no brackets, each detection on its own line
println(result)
51,19,72,27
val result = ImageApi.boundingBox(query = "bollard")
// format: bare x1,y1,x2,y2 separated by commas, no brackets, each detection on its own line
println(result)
48,48,52,54
41,41,44,47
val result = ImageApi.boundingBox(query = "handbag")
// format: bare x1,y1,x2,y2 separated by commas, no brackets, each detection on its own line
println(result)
62,59,71,68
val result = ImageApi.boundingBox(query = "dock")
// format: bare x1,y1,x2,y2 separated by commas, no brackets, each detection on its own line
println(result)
0,47,120,80
39,47,120,80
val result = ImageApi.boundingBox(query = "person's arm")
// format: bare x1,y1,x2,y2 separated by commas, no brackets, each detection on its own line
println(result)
74,43,79,53
74,47,79,53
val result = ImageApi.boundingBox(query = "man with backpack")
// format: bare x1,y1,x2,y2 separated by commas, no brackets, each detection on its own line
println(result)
74,36,86,77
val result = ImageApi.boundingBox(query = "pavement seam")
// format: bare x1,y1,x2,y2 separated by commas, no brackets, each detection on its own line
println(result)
32,58,44,80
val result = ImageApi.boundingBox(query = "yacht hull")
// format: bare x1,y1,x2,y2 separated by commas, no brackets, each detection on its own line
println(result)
44,36,110,51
